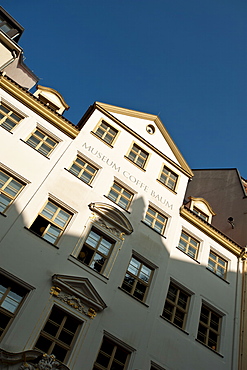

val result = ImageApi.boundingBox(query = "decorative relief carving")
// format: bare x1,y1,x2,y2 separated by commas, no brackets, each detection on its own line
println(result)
19,354,61,370
50,287,97,319
97,217,125,239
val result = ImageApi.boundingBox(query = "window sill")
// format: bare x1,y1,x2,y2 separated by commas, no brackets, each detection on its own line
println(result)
141,220,166,238
118,287,149,307
156,178,177,194
206,267,229,284
20,139,50,159
90,131,114,148
195,339,224,357
104,195,131,213
160,315,189,335
124,156,147,172
0,125,14,134
68,255,109,283
176,247,200,264
24,227,59,248
65,168,93,187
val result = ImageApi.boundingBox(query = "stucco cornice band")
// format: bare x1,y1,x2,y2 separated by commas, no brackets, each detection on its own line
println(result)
180,206,243,257
0,75,78,138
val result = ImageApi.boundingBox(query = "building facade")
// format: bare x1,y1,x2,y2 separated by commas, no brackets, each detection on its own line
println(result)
0,6,245,370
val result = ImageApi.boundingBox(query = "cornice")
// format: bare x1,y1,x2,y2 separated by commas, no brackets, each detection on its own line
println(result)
0,74,78,138
180,206,243,257
95,103,193,178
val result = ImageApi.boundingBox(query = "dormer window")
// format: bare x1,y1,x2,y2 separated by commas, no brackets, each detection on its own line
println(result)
187,197,215,224
192,207,209,222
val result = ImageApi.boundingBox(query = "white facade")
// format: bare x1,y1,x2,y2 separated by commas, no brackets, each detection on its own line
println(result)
0,78,243,370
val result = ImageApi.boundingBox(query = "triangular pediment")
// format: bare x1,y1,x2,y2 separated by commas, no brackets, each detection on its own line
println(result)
52,274,107,312
89,202,133,235
95,102,193,178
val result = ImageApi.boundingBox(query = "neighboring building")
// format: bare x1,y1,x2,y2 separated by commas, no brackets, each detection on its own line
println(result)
0,7,245,370
0,6,38,90
185,169,247,370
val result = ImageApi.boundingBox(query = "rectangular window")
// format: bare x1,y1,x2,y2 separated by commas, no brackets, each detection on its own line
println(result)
94,121,118,145
69,157,98,185
0,273,28,339
193,207,209,222
78,228,115,273
159,165,178,191
121,256,153,302
0,103,23,131
208,251,227,279
108,182,133,210
34,306,81,363
162,283,190,329
127,143,149,169
197,304,222,351
29,201,72,244
178,231,199,259
0,170,24,213
93,336,130,370
144,206,167,235
25,129,58,156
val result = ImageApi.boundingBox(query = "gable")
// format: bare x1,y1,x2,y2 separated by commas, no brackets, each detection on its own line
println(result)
95,102,193,178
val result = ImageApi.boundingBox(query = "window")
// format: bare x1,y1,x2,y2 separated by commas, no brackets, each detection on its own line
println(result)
78,228,115,273
69,157,98,185
107,182,133,210
29,201,72,244
93,336,130,370
208,251,227,279
127,143,149,169
0,170,24,213
159,165,178,191
193,207,209,222
121,256,153,302
162,283,190,329
197,305,222,351
34,306,81,363
0,103,23,131
144,206,167,234
25,129,58,156
0,273,28,339
94,121,118,145
178,231,199,259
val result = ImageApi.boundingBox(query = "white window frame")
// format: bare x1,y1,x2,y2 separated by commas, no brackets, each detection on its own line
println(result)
92,119,119,146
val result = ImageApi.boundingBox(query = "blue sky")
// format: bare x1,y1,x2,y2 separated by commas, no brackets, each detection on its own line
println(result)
2,1,247,177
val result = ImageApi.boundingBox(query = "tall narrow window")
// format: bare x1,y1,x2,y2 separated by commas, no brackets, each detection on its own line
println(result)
127,143,149,169
0,103,23,131
208,251,227,279
25,129,58,156
0,170,24,213
162,282,190,329
177,231,199,259
144,206,167,235
94,121,118,145
29,201,72,244
159,165,178,191
78,228,115,273
107,182,133,210
34,306,81,363
197,304,222,351
121,256,153,302
69,157,98,185
93,336,131,370
0,273,28,339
